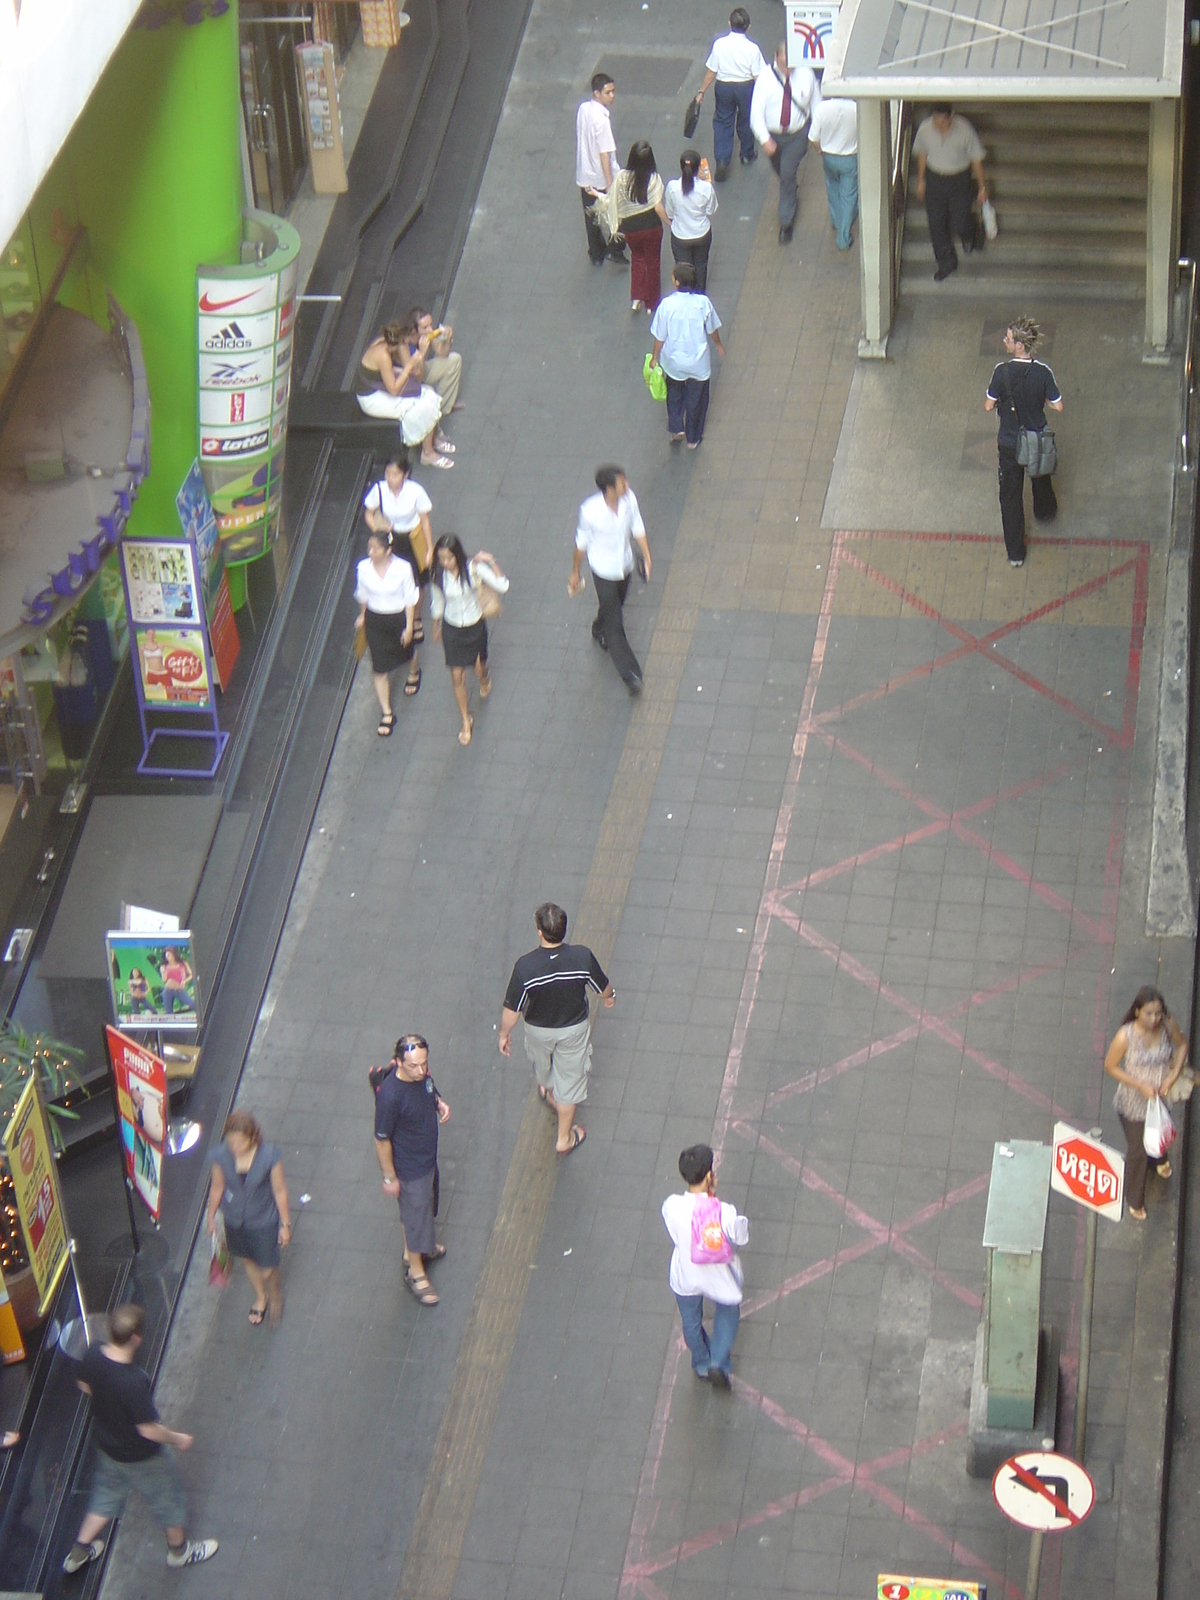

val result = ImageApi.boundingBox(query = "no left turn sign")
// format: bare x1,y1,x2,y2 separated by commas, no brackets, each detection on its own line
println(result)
992,1451,1095,1532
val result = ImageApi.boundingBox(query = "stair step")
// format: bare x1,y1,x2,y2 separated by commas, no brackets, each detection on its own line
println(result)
973,137,1148,167
918,103,1149,135
905,204,1145,239
901,238,1146,271
900,268,1146,302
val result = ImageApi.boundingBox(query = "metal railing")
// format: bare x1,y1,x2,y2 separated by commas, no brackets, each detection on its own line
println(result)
890,102,914,303
1181,255,1197,471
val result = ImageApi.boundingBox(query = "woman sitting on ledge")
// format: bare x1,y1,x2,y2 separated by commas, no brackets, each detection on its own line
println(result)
354,316,452,470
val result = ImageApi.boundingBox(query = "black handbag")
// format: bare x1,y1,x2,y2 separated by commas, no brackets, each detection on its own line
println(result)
684,95,701,140
1000,364,1058,476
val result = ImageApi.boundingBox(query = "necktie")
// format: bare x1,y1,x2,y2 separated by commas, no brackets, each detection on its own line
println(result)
779,73,792,132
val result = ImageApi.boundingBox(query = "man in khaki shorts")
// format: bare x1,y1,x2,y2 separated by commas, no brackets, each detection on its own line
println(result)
498,902,614,1155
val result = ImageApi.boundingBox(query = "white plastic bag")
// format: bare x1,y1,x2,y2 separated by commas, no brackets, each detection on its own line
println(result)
981,198,998,241
1143,1095,1177,1160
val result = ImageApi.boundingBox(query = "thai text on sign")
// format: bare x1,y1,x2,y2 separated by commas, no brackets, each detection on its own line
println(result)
3,1080,70,1318
1050,1122,1124,1222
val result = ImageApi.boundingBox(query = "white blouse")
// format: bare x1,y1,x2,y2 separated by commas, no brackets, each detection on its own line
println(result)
354,554,419,615
427,559,509,628
664,178,717,240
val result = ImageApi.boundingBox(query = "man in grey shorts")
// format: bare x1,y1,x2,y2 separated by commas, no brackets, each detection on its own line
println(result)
373,1035,450,1307
499,903,614,1155
62,1304,217,1575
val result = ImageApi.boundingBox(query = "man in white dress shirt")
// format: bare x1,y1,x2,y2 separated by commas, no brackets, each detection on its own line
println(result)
693,8,767,181
750,42,820,244
808,97,859,250
576,72,627,266
568,465,652,694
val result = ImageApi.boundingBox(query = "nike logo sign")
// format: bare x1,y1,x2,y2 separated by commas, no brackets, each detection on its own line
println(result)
199,289,260,313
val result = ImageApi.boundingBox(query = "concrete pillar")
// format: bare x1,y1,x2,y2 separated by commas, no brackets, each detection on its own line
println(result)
1145,97,1180,357
858,97,894,360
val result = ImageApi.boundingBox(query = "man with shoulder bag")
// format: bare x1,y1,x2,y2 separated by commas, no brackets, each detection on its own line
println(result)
984,315,1063,568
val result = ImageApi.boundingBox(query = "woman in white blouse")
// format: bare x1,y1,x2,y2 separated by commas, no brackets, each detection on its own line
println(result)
664,149,718,292
353,529,420,736
428,534,509,746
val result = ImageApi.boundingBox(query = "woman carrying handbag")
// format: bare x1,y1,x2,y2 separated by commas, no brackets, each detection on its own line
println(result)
1103,986,1188,1219
427,534,509,746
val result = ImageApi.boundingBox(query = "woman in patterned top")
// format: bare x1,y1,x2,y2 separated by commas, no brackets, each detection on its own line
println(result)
1103,986,1188,1219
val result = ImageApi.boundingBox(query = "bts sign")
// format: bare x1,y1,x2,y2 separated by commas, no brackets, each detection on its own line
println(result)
1051,1122,1124,1221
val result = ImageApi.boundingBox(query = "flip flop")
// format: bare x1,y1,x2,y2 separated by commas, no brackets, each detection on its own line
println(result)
557,1126,586,1156
422,454,454,470
478,672,492,699
249,1305,266,1325
404,668,422,696
1157,1159,1173,1179
537,1084,555,1108
433,439,456,455
458,716,473,746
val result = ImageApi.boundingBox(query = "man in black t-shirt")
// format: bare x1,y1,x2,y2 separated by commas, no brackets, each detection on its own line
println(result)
62,1304,217,1575
985,315,1064,566
374,1034,450,1306
499,902,614,1155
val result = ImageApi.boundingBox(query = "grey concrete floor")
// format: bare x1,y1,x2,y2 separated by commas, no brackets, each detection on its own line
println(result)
96,0,1192,1597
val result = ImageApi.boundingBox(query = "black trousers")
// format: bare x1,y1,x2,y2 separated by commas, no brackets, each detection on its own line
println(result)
998,446,1057,561
592,573,642,686
924,168,979,273
670,229,712,292
581,188,624,264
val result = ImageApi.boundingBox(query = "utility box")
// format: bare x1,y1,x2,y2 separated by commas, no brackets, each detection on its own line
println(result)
981,1140,1051,1429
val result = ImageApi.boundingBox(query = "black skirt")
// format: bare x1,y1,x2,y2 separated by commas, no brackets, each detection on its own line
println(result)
442,617,488,669
364,608,414,674
388,530,428,587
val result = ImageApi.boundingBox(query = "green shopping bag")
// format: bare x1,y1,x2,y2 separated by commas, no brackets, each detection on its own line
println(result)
643,353,667,403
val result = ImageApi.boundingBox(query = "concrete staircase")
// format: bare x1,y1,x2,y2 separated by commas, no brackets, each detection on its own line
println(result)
899,101,1148,301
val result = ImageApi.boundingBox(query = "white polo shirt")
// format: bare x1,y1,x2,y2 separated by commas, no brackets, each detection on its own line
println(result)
576,98,617,189
354,554,419,615
705,31,766,83
575,488,645,580
363,476,432,533
809,97,858,157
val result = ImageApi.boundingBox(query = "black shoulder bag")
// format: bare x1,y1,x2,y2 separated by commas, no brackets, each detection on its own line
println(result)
1000,363,1058,477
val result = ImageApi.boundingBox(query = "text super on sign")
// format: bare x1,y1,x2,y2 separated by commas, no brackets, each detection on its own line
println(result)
1051,1122,1124,1221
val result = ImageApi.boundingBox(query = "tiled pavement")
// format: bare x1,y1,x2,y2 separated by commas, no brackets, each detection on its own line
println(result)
99,1,1190,1597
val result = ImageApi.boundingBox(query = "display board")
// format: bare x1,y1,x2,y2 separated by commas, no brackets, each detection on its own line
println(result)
785,2,841,68
176,460,241,689
296,42,347,195
104,1026,168,1222
196,239,299,564
3,1080,70,1319
106,930,200,1032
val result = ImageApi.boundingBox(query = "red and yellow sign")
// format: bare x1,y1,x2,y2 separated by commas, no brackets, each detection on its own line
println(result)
3,1080,69,1319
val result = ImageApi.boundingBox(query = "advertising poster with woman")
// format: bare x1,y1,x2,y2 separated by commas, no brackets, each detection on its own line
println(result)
103,1027,168,1222
105,932,200,1031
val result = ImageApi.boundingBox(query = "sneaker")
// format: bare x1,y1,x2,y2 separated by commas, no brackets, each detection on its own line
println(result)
1009,557,1025,568
63,1538,105,1575
708,1368,732,1390
167,1538,218,1568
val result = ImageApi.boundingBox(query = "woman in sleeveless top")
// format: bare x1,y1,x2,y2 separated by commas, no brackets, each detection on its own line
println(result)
354,316,451,469
1103,985,1188,1218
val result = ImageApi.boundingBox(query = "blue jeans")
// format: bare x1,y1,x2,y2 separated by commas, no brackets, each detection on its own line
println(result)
713,79,755,166
822,152,859,249
664,375,710,445
675,1292,740,1376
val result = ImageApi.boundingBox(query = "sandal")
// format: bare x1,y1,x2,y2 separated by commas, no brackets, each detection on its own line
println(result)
1157,1159,1173,1179
478,671,492,699
421,453,454,470
458,717,473,746
404,668,422,697
433,438,455,455
669,432,685,444
413,619,425,644
377,711,396,737
537,1084,556,1109
249,1305,267,1325
557,1126,586,1156
405,1267,439,1305
1130,1206,1147,1221
424,1244,447,1262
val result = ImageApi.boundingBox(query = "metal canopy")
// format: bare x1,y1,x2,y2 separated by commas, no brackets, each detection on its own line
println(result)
823,0,1184,100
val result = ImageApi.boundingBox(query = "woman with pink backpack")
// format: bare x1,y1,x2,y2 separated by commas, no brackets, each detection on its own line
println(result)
661,1143,749,1389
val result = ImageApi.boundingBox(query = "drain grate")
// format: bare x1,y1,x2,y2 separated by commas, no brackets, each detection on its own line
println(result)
592,54,693,98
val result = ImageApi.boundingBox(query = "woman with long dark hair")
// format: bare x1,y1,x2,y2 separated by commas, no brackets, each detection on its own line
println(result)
1103,985,1188,1219
428,534,508,746
353,528,420,735
664,149,717,291
599,141,669,313
353,317,450,468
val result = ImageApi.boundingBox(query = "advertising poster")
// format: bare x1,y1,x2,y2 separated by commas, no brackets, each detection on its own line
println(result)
134,629,212,706
106,930,200,1032
197,227,299,563
0,1273,25,1364
121,539,199,626
176,462,241,690
104,1027,168,1222
3,1080,70,1319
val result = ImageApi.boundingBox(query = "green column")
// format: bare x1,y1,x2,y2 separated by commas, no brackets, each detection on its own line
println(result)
62,8,244,532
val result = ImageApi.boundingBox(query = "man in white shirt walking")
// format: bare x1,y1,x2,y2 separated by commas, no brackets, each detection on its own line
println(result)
912,104,988,281
569,464,652,693
576,72,627,266
661,1144,749,1389
750,42,820,244
809,96,858,250
692,7,767,181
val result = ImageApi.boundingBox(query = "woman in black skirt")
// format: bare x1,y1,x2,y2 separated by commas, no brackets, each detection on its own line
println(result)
354,529,420,736
205,1111,290,1326
428,534,508,746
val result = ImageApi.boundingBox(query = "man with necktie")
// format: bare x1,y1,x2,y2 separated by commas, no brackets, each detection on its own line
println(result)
750,42,821,244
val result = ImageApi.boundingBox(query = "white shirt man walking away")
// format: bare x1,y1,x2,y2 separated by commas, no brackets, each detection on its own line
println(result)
750,43,820,244
693,7,767,181
912,104,988,281
576,72,627,265
809,96,858,250
569,464,652,694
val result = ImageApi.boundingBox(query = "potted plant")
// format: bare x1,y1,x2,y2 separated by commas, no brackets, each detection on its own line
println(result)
0,1022,83,1332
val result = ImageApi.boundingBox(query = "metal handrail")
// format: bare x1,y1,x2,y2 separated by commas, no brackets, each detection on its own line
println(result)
890,103,914,302
1180,255,1197,471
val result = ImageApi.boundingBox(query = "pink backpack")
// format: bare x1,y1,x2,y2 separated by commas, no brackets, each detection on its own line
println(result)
690,1195,733,1264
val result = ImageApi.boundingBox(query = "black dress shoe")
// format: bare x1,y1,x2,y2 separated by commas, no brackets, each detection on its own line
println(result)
740,149,757,165
708,1369,732,1391
591,628,608,651
627,673,644,695
933,259,958,281
713,162,730,182
779,224,794,244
